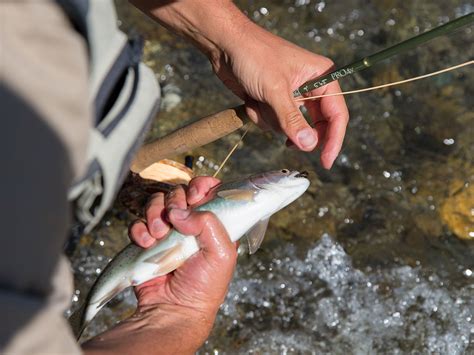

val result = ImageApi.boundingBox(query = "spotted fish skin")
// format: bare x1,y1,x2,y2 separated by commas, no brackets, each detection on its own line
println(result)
72,170,310,337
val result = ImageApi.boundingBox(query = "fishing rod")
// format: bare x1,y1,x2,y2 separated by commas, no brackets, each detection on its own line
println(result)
130,13,474,174
293,12,474,97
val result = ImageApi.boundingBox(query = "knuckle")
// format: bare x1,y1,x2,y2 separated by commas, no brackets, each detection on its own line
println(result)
282,110,303,130
145,203,159,218
150,191,164,200
321,58,335,69
166,188,177,200
144,192,164,210
215,247,238,265
128,219,143,236
334,111,350,125
200,211,217,224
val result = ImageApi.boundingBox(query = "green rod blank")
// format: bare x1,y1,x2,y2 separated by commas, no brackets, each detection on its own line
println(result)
293,12,474,97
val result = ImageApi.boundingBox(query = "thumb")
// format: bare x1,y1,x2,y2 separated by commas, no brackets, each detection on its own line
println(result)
271,92,318,151
168,209,235,260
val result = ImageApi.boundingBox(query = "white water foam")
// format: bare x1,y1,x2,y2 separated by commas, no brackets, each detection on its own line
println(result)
203,234,474,354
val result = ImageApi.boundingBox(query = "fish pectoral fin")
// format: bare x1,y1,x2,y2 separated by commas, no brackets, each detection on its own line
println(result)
144,243,186,277
217,189,255,201
97,281,129,309
247,218,269,255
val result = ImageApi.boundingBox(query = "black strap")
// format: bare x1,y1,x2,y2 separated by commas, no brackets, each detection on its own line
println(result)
95,35,144,127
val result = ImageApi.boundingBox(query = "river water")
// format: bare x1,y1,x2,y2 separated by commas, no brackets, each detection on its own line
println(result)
69,1,474,353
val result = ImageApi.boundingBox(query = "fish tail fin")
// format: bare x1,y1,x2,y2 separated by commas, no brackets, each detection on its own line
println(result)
68,302,88,340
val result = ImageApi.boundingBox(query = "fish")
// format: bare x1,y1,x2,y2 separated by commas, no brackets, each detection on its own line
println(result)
70,169,310,338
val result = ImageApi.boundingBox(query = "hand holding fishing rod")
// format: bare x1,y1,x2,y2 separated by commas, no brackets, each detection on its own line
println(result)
131,12,473,176
131,0,349,170
205,18,349,169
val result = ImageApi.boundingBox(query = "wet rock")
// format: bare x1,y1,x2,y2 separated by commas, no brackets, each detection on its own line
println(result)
414,211,444,237
440,181,474,240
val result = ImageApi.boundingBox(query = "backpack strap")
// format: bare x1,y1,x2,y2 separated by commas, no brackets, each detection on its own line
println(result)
67,0,161,233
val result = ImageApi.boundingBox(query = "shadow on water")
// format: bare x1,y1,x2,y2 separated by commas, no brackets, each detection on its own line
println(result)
68,1,474,353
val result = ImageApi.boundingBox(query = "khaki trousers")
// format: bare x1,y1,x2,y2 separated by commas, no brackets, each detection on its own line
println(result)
1,1,91,353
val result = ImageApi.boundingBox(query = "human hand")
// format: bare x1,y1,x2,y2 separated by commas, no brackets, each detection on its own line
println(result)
131,0,349,169
129,177,237,336
209,22,349,169
83,178,236,354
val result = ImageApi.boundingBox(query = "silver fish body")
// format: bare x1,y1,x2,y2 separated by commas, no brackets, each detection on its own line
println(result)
74,170,310,334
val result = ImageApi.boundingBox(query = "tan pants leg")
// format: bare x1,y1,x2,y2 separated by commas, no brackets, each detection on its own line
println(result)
0,1,91,353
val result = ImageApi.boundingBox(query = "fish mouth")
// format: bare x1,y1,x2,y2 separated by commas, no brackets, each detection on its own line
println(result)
295,171,309,178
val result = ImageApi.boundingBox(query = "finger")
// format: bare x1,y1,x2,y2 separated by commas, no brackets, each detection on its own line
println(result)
187,176,221,206
270,90,318,151
165,185,187,211
144,192,170,240
300,88,330,150
168,209,236,263
244,98,272,131
303,96,323,123
318,82,349,169
313,121,328,149
285,121,327,150
129,219,156,248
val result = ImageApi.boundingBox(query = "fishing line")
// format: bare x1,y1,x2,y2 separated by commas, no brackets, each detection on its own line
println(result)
213,124,250,178
213,60,472,176
295,60,473,102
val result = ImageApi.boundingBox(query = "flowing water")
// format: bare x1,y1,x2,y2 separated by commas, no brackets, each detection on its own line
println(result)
68,1,474,353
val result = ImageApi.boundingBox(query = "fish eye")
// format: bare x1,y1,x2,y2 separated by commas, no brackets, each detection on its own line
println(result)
281,169,290,174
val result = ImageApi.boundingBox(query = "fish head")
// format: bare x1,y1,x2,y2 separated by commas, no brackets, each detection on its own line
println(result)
249,169,310,214
205,169,310,245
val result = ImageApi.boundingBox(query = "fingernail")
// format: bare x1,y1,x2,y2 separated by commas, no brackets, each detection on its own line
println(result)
141,232,154,245
170,208,190,220
167,203,179,210
152,219,165,233
296,128,317,149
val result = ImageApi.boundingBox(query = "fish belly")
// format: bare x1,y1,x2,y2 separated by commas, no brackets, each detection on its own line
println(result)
132,234,200,285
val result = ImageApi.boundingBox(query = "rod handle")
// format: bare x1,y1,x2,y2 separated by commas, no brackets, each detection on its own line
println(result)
130,105,248,173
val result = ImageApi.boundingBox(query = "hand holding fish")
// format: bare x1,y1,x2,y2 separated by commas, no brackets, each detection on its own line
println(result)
78,170,309,353
131,0,350,169
83,177,237,354
129,176,222,246
131,178,237,316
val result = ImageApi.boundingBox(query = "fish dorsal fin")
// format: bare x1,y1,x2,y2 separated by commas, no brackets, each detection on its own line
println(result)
247,218,269,255
217,189,255,201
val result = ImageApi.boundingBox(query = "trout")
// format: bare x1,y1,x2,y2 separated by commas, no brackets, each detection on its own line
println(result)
70,169,310,337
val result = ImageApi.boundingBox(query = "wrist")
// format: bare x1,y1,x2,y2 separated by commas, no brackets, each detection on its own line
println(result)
131,0,253,63
83,304,217,354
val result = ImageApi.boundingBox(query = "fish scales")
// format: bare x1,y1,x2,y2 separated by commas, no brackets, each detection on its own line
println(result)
71,170,310,338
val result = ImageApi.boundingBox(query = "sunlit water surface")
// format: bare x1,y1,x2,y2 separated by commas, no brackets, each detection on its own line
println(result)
69,1,474,353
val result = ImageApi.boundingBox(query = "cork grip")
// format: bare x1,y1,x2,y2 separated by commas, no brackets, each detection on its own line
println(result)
130,105,249,173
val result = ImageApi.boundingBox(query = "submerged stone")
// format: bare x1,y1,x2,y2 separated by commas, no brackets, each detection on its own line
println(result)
440,181,474,240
